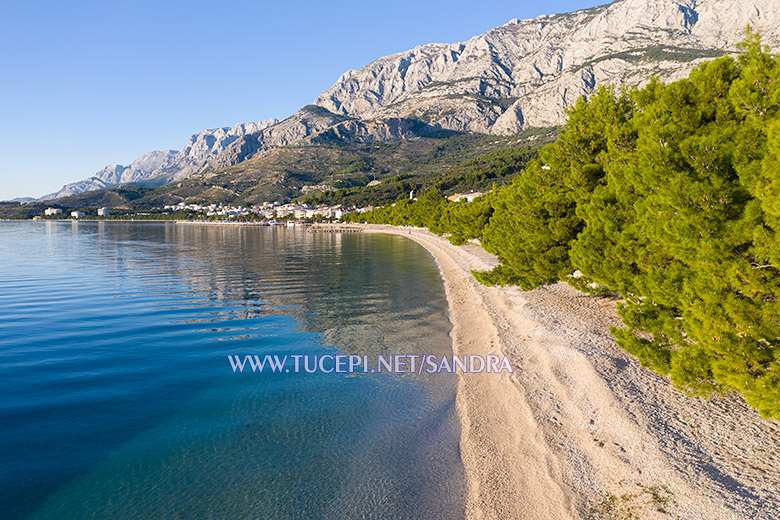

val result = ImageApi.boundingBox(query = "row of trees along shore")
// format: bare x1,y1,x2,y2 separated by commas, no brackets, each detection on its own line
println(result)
343,31,780,420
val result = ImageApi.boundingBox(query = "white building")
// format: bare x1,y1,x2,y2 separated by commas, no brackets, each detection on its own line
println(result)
71,211,85,218
97,207,110,217
446,191,485,203
44,208,62,216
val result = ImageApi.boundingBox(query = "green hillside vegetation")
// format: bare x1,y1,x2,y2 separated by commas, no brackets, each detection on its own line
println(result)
1,131,553,219
307,140,544,207
346,31,780,420
177,130,550,206
572,45,725,74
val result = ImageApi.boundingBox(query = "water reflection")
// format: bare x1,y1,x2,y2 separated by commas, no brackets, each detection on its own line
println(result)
0,221,465,519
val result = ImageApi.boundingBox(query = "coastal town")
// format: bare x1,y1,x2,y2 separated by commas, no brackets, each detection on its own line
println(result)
35,201,369,223
165,201,361,221
35,192,486,223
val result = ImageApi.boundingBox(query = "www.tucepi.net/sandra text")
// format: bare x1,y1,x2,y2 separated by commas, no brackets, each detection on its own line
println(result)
228,354,513,375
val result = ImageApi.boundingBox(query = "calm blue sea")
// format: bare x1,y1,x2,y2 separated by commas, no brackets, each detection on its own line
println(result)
0,221,465,519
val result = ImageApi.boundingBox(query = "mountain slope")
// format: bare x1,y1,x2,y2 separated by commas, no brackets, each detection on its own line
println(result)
314,0,780,133
40,150,177,200
39,119,278,200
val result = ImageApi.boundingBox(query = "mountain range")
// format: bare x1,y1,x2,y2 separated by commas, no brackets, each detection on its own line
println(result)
36,0,780,202
40,120,278,200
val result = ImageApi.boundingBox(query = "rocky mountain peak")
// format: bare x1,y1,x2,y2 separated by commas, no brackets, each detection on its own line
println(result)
313,0,780,133
39,119,278,200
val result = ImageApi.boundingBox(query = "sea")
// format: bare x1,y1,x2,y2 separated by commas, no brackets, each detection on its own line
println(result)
0,221,465,519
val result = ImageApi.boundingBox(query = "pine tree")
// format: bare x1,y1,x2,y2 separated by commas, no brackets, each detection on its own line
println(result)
475,87,635,289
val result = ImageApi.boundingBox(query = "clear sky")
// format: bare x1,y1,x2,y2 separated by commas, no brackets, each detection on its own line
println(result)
0,0,603,200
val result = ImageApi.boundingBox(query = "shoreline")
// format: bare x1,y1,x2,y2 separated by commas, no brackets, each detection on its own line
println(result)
358,224,780,520
21,218,776,518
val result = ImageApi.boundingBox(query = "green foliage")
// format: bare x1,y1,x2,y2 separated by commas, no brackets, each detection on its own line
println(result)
343,189,448,228
570,30,780,419
307,138,546,208
476,86,636,289
342,143,542,237
573,45,725,74
431,195,494,245
429,146,539,195
343,188,497,247
333,156,373,175
348,30,780,420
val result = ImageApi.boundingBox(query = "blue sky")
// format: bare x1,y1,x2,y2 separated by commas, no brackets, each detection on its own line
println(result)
0,0,602,200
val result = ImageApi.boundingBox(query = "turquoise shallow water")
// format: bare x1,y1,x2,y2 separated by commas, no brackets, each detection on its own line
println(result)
0,221,465,519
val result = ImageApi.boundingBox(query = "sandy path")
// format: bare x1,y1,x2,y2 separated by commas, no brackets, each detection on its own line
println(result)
354,224,780,520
